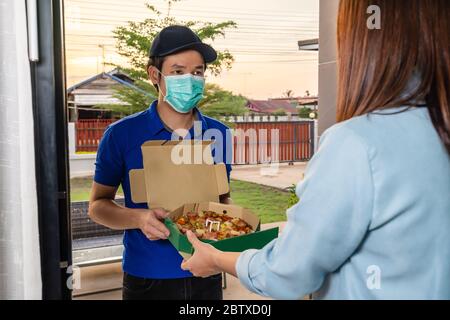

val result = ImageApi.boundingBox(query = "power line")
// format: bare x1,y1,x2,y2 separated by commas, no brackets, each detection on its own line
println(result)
234,59,317,63
69,12,317,25
66,42,306,52
65,4,318,21
66,39,306,49
65,49,310,57
66,48,315,56
66,0,319,19
66,30,316,38
64,17,319,32
66,31,317,39
64,11,317,58
63,4,319,26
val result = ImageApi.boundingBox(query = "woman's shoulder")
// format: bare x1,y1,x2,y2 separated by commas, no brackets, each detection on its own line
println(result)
320,116,372,150
323,107,430,146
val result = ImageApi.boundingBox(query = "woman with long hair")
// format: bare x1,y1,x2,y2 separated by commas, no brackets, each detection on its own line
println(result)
181,0,450,299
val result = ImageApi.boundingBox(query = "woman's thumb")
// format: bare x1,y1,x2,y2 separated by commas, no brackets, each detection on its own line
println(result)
186,230,200,247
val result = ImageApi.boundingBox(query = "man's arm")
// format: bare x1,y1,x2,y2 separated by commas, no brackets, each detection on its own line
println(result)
88,182,170,240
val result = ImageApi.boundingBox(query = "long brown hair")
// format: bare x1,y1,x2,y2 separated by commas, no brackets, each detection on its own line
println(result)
337,0,450,155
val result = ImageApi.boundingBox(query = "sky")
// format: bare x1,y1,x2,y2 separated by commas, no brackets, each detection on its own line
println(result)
65,0,319,99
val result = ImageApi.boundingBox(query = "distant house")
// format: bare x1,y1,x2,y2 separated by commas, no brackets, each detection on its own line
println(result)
270,96,319,110
67,69,152,122
297,97,319,109
298,38,319,51
246,99,299,116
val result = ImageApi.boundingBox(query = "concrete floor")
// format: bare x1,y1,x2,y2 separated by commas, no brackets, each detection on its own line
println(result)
73,263,270,301
73,222,285,300
71,163,301,301
230,162,307,190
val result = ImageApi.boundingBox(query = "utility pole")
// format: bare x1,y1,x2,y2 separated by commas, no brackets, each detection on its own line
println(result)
167,0,174,17
98,44,106,73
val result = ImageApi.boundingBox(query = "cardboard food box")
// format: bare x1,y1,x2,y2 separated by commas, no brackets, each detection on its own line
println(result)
129,140,279,256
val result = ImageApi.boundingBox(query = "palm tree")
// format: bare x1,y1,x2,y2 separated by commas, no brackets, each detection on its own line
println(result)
283,89,295,98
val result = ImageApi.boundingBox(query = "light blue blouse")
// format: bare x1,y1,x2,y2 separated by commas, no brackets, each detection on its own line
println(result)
236,107,450,300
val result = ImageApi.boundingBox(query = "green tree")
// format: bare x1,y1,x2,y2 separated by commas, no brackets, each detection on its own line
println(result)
98,81,155,118
298,107,317,119
283,89,295,98
286,184,299,207
198,84,247,118
95,1,246,118
272,108,287,116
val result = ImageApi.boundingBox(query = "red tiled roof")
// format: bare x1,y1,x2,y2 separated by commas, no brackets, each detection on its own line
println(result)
298,98,318,106
247,100,298,114
270,97,318,105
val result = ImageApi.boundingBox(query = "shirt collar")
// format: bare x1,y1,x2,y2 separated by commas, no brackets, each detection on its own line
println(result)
195,107,210,132
147,100,209,136
147,100,166,136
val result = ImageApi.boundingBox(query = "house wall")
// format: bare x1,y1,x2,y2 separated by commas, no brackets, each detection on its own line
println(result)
73,94,123,106
68,123,96,178
318,0,339,136
69,153,96,178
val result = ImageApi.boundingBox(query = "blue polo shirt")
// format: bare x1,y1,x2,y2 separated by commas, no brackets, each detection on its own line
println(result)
94,100,232,279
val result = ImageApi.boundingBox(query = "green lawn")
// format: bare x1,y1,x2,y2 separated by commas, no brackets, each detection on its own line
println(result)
230,180,289,223
70,178,288,223
70,177,124,202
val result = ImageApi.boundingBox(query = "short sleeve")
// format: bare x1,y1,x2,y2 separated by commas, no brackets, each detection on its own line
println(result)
208,125,233,181
224,128,233,181
94,126,124,187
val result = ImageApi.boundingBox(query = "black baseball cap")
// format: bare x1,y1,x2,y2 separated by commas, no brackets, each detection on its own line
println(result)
149,25,217,63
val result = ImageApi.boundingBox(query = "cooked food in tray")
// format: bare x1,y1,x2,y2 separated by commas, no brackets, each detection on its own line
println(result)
175,211,253,241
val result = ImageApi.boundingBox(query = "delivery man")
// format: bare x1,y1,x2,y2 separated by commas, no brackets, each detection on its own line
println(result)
88,25,232,300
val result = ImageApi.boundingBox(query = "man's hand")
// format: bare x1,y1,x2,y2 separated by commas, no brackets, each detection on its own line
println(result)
137,208,171,241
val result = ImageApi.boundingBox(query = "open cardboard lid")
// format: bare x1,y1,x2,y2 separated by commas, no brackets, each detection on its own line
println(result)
129,140,230,211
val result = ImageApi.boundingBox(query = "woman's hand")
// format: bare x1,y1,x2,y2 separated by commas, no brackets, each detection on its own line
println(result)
181,230,223,278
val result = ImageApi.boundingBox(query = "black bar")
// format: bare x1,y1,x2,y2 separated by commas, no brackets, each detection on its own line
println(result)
31,0,72,300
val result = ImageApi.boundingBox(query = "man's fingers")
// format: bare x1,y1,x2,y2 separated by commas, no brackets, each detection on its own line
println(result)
145,225,167,240
149,215,170,237
153,208,169,220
